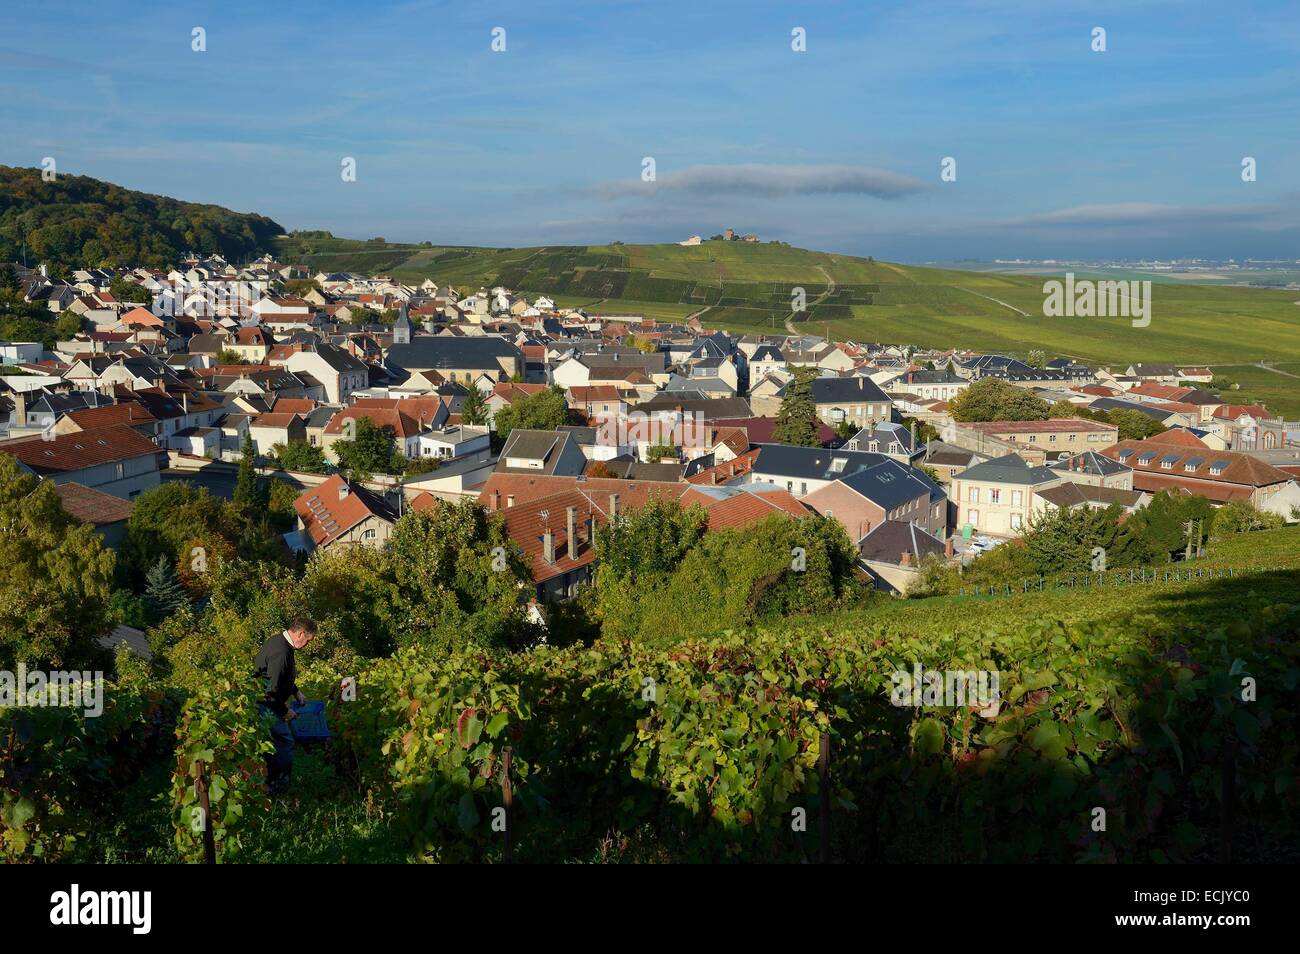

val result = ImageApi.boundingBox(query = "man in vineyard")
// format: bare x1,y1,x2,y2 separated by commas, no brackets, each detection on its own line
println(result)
254,618,317,795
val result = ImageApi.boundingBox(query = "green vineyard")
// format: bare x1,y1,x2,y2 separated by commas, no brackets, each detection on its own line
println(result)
6,531,1297,864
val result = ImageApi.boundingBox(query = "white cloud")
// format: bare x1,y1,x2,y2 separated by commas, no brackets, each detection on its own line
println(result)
591,163,931,200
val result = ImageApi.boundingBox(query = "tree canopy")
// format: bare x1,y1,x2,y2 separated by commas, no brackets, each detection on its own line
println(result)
949,378,1051,422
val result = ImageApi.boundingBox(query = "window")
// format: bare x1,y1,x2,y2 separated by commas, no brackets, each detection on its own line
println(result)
969,509,979,527
968,487,979,504
1049,434,1057,443
800,482,807,495
506,495,515,507
1012,490,1023,507
1011,513,1023,530
990,489,1001,504
1028,434,1036,443
363,528,377,541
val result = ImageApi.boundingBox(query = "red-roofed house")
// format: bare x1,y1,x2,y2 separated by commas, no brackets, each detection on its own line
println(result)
478,474,808,600
291,475,398,552
0,424,166,498
1100,437,1300,514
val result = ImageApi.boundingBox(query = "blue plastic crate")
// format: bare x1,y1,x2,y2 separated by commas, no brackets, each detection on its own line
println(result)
289,700,330,741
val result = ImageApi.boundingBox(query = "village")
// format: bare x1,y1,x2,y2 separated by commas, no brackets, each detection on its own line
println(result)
2,251,1297,628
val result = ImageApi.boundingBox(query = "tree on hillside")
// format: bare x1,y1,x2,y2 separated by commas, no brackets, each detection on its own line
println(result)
1021,503,1128,576
1120,491,1215,563
492,386,571,441
1105,408,1166,442
772,366,821,446
333,416,397,479
233,431,267,510
54,312,83,339
949,378,1050,422
460,385,488,426
272,440,327,474
0,453,115,669
123,481,283,587
110,276,152,304
144,553,190,622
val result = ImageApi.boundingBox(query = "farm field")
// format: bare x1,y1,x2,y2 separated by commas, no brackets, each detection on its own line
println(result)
1206,362,1300,418
273,237,1300,366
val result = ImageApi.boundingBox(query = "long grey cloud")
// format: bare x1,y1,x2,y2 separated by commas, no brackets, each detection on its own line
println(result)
590,163,931,200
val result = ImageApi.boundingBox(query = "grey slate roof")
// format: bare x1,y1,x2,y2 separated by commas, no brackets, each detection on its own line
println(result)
1050,450,1129,477
810,376,890,405
957,453,1060,485
859,520,947,563
387,336,520,371
752,443,890,482
838,457,946,509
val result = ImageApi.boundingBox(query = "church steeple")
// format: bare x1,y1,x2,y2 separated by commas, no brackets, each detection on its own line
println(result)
393,302,411,344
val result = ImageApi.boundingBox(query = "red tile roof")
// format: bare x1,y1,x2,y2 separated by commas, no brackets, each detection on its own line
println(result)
271,398,316,415
481,475,809,583
0,424,163,474
687,448,761,485
1213,404,1276,421
490,382,547,403
681,486,811,529
53,482,135,525
1127,383,1194,401
293,475,397,547
250,412,304,429
1144,429,1208,448
1100,438,1292,492
323,406,422,438
62,403,158,430
567,385,621,403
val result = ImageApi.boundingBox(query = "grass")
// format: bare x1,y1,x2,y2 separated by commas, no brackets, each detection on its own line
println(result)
274,237,1300,366
1205,362,1300,418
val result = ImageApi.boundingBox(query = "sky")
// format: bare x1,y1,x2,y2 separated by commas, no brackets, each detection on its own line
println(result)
3,0,1299,262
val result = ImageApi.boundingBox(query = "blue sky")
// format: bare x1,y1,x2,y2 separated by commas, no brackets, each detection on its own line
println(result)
3,0,1299,261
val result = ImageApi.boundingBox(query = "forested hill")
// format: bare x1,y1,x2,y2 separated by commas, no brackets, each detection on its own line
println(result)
0,166,285,273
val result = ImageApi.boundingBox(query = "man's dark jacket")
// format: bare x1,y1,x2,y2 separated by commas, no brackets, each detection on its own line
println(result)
255,633,299,719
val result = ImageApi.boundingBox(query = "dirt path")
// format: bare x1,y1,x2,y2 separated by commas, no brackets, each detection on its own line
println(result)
784,266,838,335
954,286,1030,317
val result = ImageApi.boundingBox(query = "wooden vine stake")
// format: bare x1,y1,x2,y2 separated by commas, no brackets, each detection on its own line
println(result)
818,731,831,864
501,745,513,864
194,760,217,865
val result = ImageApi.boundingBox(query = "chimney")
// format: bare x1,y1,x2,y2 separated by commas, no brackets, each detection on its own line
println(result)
14,390,27,427
566,507,578,560
609,494,619,521
944,536,954,558
900,551,912,567
490,490,500,511
543,529,555,564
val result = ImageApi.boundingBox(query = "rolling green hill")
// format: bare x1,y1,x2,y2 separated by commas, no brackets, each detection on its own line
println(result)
273,235,1300,369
